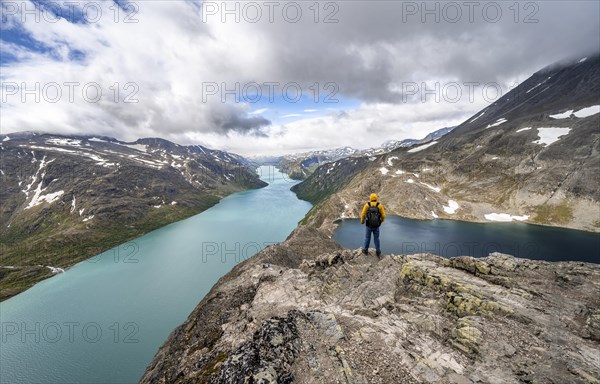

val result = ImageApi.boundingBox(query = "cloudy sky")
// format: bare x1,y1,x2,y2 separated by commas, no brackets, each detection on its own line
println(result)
1,1,599,156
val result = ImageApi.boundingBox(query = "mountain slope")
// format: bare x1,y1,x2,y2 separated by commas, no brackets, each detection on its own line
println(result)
293,54,600,233
380,126,455,152
278,127,454,180
0,133,266,300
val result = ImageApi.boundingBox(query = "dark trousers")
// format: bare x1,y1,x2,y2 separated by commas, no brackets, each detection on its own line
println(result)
363,226,381,253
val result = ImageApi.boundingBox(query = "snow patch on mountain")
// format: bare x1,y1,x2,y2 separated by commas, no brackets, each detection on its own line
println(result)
443,200,459,214
88,137,108,142
22,156,65,210
387,156,398,166
469,111,485,123
532,128,571,147
526,77,552,94
420,182,441,192
573,105,600,118
408,141,437,153
46,138,81,147
32,190,64,209
526,83,544,94
549,110,573,119
484,213,529,222
486,118,507,128
120,143,149,152
22,155,50,197
25,145,117,167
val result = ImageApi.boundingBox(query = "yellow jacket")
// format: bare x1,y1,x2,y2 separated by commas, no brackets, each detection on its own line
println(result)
360,194,386,224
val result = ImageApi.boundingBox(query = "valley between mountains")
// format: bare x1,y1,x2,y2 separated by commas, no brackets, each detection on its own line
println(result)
140,55,600,383
0,55,598,384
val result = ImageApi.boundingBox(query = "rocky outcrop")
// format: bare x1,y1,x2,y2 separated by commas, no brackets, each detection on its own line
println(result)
140,227,600,384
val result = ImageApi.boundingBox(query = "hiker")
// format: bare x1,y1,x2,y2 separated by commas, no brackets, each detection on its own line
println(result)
360,193,386,256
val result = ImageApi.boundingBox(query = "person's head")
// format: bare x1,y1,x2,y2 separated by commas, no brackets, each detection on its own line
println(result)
370,193,378,202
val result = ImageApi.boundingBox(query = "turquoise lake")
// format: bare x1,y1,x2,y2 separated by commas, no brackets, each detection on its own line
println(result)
0,166,311,384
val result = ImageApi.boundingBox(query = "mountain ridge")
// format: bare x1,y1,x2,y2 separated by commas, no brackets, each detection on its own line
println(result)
292,54,600,234
0,132,266,300
277,126,455,180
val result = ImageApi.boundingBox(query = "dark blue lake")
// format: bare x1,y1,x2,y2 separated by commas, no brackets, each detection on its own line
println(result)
333,216,600,263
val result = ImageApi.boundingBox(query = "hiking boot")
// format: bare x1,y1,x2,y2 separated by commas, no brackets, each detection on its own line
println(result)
361,248,368,255
376,251,382,257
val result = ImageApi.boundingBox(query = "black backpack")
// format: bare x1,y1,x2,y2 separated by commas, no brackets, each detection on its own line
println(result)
366,202,381,228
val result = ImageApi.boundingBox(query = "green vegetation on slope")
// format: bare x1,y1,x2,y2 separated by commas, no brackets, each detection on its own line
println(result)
532,202,574,225
0,195,219,301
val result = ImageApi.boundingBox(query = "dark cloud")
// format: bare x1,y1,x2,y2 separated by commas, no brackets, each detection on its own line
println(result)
3,0,599,152
249,1,600,102
210,110,271,136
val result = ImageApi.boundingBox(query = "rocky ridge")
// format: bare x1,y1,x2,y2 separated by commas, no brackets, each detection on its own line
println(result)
140,227,600,384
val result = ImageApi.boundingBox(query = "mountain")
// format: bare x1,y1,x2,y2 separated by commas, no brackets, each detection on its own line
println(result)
293,54,600,233
140,227,600,383
140,55,600,383
278,147,360,179
380,126,455,152
278,127,454,180
0,133,266,300
248,155,283,167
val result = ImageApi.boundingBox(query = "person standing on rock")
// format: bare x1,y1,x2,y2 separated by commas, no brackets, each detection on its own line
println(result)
360,193,386,257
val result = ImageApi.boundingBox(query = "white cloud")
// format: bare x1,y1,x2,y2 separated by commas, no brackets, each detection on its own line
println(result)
182,101,473,156
249,108,268,115
1,1,598,155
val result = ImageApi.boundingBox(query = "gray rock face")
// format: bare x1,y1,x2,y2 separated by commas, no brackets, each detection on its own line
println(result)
140,228,600,384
